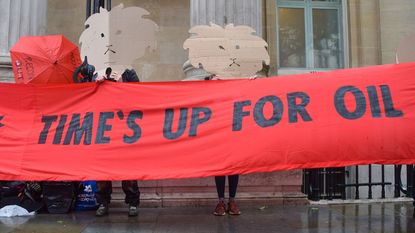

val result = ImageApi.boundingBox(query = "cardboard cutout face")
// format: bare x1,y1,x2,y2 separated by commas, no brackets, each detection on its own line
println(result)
79,4,157,73
183,23,270,78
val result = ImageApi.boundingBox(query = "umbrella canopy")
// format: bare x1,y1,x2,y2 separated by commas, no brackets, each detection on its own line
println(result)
10,35,82,84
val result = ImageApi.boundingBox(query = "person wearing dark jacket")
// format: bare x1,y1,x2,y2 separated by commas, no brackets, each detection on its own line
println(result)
95,68,141,217
73,60,141,217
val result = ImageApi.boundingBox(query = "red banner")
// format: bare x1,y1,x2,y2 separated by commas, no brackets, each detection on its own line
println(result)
1,63,415,181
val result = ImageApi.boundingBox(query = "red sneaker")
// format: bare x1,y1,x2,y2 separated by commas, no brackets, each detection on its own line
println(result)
227,200,241,215
213,201,226,216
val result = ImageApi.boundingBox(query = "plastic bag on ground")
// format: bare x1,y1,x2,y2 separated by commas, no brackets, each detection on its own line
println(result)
0,205,35,217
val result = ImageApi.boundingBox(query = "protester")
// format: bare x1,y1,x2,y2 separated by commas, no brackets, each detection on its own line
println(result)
204,75,242,216
74,60,141,217
95,68,141,217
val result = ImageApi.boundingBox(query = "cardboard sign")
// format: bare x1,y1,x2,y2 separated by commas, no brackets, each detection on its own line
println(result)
79,4,158,76
0,63,415,181
184,23,270,78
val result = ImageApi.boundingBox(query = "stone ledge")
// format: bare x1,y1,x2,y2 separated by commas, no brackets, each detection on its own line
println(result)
109,196,309,208
108,191,308,208
106,172,305,208
0,55,14,82
0,55,11,65
309,197,413,205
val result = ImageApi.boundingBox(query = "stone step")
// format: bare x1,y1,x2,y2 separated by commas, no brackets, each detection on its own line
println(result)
109,189,307,208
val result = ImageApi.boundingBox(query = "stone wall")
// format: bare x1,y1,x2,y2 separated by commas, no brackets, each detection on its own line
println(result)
347,0,415,66
264,0,278,75
348,0,382,67
379,0,415,64
113,171,306,208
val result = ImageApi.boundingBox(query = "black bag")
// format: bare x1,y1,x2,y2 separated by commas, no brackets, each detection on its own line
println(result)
42,182,80,214
0,181,44,213
0,181,25,197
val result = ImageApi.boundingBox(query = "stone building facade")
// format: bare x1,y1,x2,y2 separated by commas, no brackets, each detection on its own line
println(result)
0,0,414,205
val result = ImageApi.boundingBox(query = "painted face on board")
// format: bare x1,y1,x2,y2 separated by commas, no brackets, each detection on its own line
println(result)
184,23,270,78
79,4,158,72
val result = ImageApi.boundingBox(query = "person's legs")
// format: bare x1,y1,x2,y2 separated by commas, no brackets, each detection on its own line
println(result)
228,175,239,199
95,181,112,216
227,175,241,215
95,181,112,205
213,176,226,216
122,180,140,216
214,176,226,200
122,180,140,206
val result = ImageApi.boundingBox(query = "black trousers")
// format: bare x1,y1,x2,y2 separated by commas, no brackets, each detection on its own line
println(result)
95,180,140,206
215,175,239,199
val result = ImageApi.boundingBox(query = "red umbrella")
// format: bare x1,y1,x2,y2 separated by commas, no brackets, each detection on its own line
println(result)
10,35,82,84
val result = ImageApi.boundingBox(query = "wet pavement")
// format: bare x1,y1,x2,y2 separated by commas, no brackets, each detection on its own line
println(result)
0,202,414,233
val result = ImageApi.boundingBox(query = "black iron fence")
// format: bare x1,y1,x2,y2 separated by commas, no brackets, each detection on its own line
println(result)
394,165,414,198
302,167,346,201
302,165,414,201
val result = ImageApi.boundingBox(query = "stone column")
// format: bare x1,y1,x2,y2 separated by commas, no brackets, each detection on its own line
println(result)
190,0,262,36
0,0,47,82
379,0,415,64
348,0,382,67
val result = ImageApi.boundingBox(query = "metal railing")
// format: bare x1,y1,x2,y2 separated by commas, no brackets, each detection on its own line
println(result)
302,165,414,201
342,165,392,199
302,167,347,201
394,165,413,198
